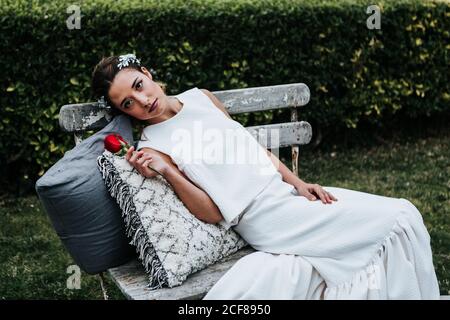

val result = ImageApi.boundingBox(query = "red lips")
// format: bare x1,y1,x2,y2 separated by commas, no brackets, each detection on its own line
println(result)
149,98,158,113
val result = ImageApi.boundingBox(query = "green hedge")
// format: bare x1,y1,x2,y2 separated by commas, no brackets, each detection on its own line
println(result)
1,0,449,194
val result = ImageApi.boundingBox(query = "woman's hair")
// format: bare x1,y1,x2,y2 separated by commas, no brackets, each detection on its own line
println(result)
91,55,166,115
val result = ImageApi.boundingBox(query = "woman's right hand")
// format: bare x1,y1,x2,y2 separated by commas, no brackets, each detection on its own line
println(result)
125,146,170,178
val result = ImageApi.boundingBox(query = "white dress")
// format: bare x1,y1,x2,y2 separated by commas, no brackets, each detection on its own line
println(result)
205,176,440,299
138,88,440,300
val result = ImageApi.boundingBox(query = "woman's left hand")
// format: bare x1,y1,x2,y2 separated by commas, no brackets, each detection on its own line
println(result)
294,182,338,204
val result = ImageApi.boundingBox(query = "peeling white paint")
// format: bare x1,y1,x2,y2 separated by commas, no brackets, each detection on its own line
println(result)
81,111,107,126
105,113,113,122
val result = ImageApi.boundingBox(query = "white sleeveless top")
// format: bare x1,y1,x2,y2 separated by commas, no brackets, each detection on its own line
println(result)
137,87,280,228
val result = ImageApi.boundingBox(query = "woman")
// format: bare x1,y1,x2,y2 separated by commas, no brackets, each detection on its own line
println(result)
92,54,440,299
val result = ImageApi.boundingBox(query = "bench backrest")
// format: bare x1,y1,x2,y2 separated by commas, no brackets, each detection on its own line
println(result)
59,83,312,177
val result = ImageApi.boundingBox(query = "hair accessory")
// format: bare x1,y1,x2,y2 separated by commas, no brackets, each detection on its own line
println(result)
117,53,141,70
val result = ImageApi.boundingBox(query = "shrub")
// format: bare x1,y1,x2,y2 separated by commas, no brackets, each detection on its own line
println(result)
0,0,448,194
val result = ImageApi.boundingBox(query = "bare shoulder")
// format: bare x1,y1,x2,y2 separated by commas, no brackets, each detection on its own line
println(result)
200,88,232,119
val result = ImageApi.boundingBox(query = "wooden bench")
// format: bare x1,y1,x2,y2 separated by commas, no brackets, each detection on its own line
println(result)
59,82,312,300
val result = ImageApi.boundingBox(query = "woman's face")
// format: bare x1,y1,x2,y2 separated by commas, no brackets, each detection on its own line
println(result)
108,67,167,122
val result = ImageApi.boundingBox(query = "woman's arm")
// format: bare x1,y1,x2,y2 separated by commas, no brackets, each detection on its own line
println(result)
266,149,337,204
163,164,224,224
265,149,306,187
127,146,224,224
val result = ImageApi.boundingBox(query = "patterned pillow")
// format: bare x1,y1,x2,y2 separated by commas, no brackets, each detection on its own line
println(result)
97,150,247,289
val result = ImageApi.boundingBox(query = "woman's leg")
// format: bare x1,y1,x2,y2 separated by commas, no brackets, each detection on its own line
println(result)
233,178,440,299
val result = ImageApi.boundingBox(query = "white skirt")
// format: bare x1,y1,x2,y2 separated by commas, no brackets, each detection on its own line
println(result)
204,174,440,300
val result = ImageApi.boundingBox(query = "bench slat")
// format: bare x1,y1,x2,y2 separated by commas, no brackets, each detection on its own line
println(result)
59,103,112,133
248,121,312,148
67,119,312,149
213,82,310,114
59,83,310,133
108,247,256,300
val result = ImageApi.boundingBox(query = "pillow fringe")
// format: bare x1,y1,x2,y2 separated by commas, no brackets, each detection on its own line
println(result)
97,154,169,290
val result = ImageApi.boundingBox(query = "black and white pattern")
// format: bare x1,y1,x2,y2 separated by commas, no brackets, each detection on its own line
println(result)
97,150,247,289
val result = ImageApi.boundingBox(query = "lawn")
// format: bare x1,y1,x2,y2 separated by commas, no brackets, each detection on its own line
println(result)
1,125,449,299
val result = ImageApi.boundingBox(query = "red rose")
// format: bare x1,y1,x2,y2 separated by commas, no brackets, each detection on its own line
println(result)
103,133,163,176
104,134,129,155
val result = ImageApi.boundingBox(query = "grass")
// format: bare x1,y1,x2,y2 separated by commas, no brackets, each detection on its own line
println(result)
1,124,449,299
0,196,125,300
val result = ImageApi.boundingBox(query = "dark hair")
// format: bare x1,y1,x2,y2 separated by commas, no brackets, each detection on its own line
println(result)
91,55,166,115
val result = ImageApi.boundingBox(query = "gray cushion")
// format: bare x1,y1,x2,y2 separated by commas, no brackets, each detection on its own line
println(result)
35,115,136,274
